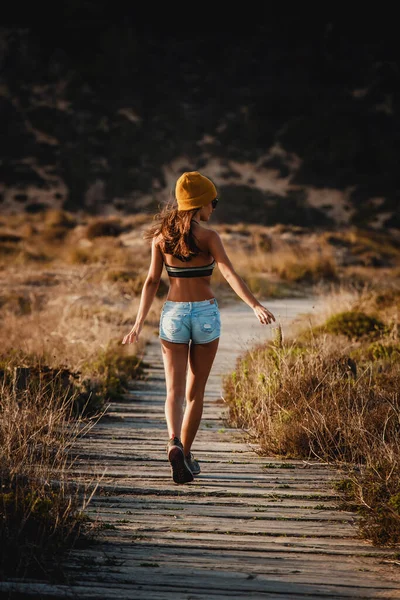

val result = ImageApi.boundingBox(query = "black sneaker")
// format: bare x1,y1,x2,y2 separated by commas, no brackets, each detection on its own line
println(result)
185,451,201,475
167,437,193,484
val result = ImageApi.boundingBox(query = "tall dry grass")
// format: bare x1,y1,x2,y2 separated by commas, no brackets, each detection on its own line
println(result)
0,211,156,580
216,224,339,291
0,373,103,579
223,284,400,546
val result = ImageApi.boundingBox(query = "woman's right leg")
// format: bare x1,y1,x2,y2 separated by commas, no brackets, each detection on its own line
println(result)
181,337,219,456
160,339,190,440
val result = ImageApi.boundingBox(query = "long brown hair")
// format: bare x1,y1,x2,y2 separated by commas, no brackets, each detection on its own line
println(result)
144,201,201,261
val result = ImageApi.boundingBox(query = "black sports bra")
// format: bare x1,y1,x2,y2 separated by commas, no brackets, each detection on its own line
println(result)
164,259,216,278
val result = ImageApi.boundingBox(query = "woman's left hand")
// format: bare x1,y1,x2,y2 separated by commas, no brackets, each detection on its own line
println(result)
253,304,276,325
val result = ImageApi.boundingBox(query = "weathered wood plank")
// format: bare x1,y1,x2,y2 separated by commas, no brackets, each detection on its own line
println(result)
64,562,400,597
48,569,400,599
68,479,340,499
86,510,355,537
1,580,397,600
68,461,339,482
87,494,349,514
90,507,352,523
95,529,397,557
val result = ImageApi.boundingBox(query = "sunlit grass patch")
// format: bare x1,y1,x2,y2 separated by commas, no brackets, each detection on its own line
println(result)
270,250,338,283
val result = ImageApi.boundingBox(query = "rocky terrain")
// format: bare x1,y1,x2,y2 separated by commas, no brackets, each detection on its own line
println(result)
1,17,398,229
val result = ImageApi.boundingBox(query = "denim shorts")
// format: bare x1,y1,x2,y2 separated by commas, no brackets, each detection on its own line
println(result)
159,298,221,344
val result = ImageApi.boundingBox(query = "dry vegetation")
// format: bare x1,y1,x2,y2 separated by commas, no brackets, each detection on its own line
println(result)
1,209,400,575
0,211,154,579
0,378,100,580
223,283,400,546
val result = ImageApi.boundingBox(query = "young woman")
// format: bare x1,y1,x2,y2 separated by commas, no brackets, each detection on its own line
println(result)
122,171,275,484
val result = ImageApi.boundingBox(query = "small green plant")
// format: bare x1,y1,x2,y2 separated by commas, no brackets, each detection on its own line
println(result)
367,341,400,362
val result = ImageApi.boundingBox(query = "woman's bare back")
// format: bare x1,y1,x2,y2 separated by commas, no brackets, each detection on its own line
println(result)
157,225,217,302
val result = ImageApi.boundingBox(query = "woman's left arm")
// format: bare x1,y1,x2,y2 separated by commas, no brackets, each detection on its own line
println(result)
122,238,164,344
209,230,276,325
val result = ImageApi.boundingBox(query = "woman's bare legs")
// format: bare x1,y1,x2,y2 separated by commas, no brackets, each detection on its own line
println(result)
160,340,190,439
181,338,219,456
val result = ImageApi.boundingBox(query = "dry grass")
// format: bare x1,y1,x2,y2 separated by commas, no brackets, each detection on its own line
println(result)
223,283,400,546
0,373,103,579
218,224,338,284
0,211,157,579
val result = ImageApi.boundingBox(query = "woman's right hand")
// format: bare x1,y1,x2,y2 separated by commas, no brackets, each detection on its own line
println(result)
122,323,142,344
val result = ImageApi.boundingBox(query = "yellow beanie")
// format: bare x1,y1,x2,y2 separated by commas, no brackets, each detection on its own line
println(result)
175,171,217,211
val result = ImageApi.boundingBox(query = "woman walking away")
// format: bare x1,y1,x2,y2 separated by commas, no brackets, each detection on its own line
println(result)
122,171,275,484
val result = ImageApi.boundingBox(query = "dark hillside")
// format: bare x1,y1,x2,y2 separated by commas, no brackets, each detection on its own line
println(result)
1,14,398,228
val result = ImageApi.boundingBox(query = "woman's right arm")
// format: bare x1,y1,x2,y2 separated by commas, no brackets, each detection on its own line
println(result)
122,238,164,344
208,230,275,326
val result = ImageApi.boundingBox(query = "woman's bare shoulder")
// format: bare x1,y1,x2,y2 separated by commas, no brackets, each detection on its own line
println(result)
153,233,164,247
202,227,222,246
194,224,219,240
151,234,165,259
194,226,222,256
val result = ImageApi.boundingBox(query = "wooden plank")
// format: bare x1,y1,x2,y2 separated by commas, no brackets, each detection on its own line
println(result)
67,479,339,499
64,560,400,596
61,575,400,599
96,529,398,557
87,502,354,522
2,580,397,600
69,542,395,572
88,494,348,513
86,510,355,537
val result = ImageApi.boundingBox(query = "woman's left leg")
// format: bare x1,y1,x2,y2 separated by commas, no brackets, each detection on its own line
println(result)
181,337,219,456
161,339,194,484
160,340,190,439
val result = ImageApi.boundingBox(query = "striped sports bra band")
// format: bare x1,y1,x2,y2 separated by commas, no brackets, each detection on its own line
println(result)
164,259,216,278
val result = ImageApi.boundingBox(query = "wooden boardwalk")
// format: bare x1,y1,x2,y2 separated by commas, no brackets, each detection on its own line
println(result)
2,299,400,599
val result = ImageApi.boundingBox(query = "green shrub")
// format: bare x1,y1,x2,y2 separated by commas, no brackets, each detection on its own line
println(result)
367,341,400,362
325,311,385,340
